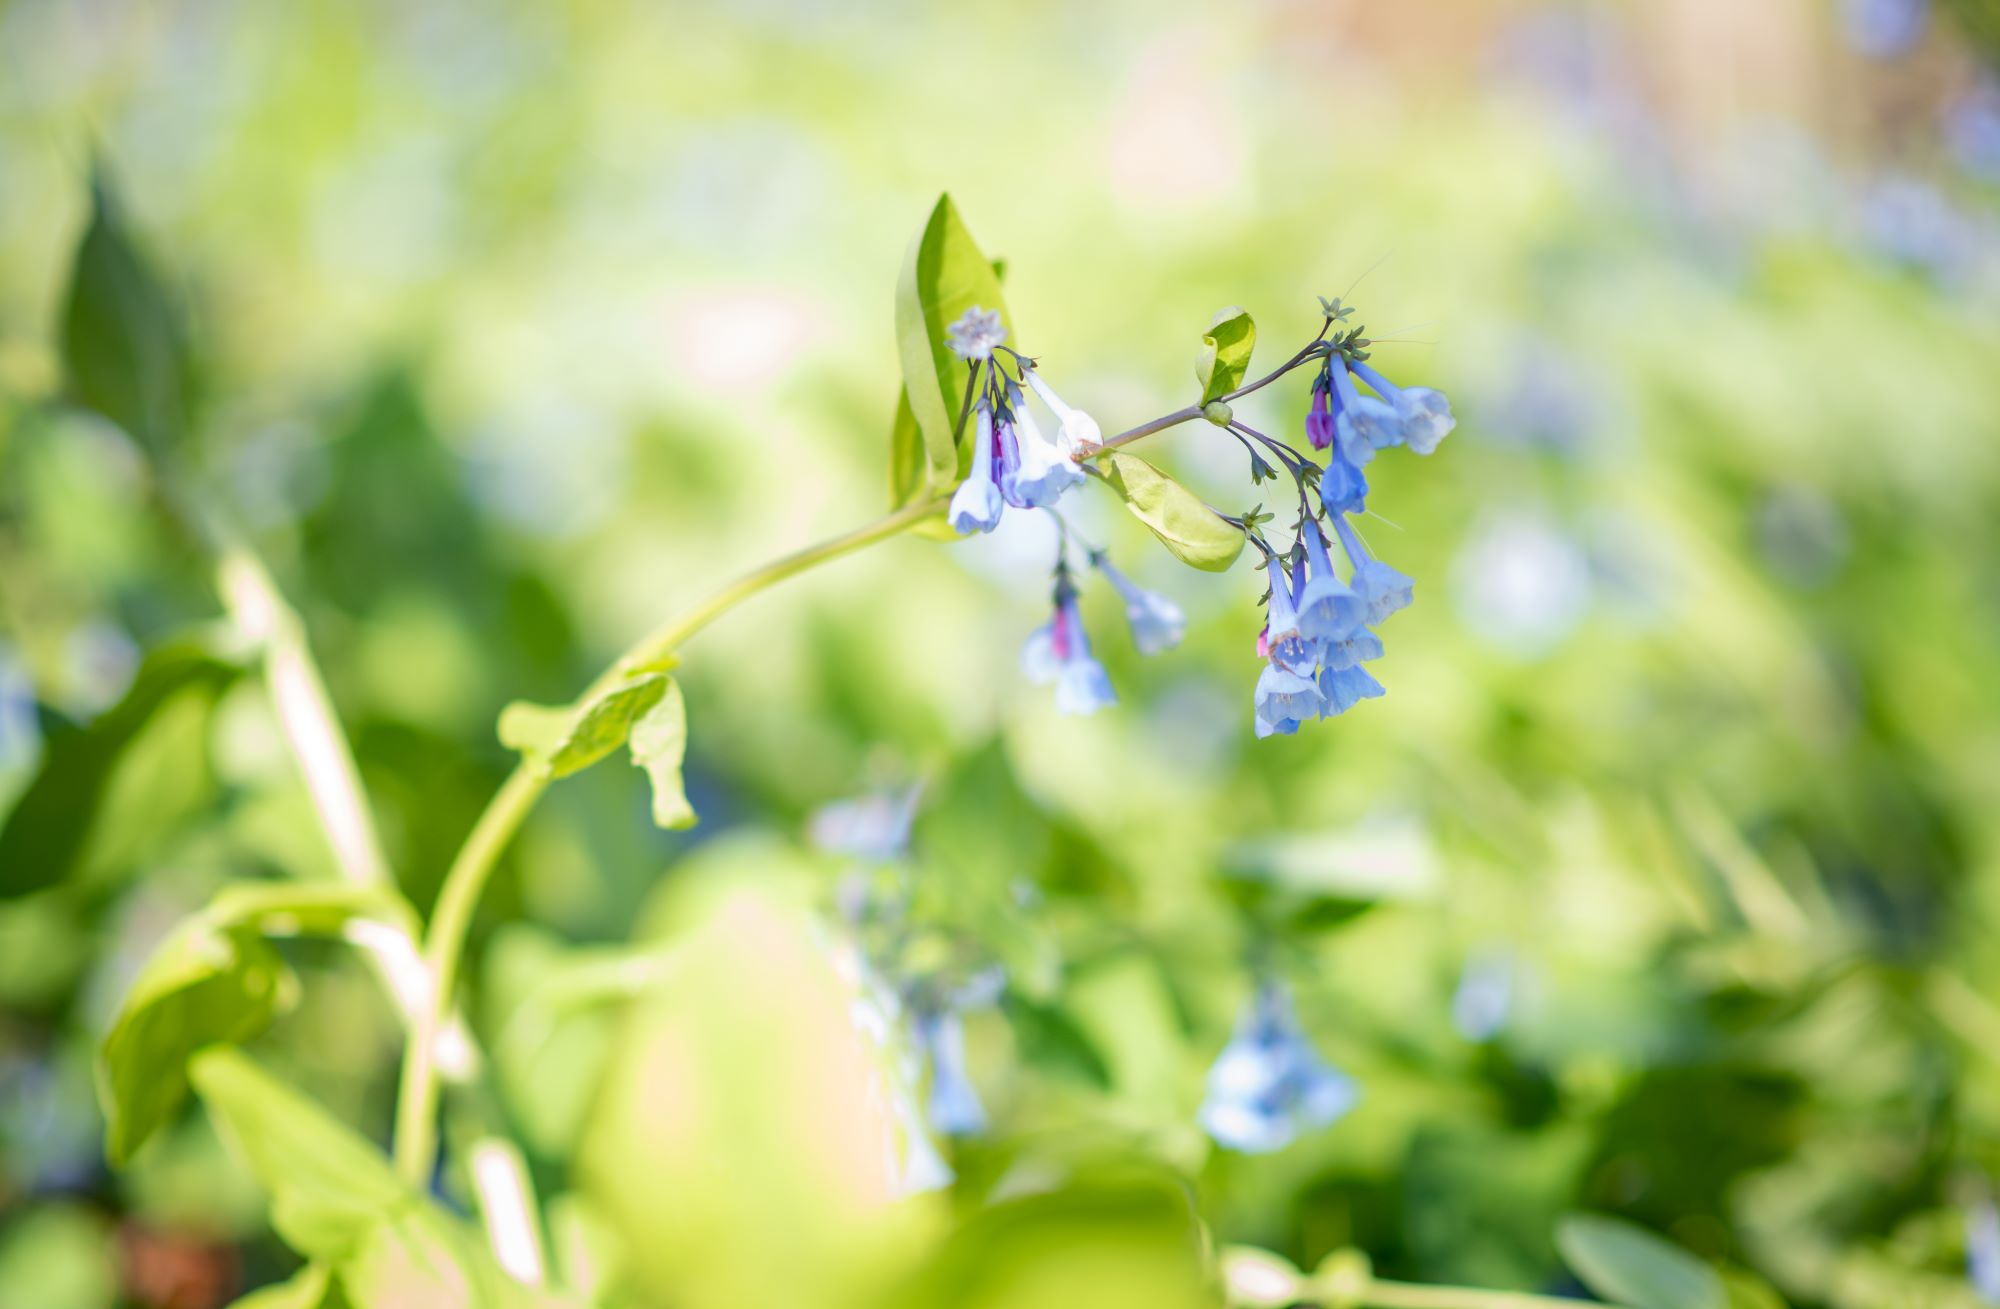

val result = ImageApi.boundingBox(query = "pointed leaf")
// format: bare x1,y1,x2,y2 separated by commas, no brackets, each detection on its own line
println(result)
1099,451,1245,572
630,677,696,830
60,163,197,458
895,195,1012,488
1195,307,1255,404
1556,1213,1726,1309
499,674,669,780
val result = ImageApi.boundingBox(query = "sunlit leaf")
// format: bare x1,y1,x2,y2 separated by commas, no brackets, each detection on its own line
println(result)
59,163,197,459
630,677,696,830
895,195,1012,489
99,883,416,1165
224,1264,348,1309
1098,451,1245,572
499,674,669,780
1195,307,1255,404
1556,1213,1725,1309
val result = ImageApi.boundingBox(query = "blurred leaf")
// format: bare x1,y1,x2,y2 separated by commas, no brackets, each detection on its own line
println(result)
500,673,668,780
896,194,1012,487
0,1203,119,1309
100,882,416,1164
1002,995,1113,1090
0,640,240,899
189,1049,573,1307
890,385,929,508
1556,1213,1725,1309
1098,452,1245,572
1718,1267,1788,1309
59,163,196,459
1195,307,1255,404
631,677,696,830
226,1265,348,1309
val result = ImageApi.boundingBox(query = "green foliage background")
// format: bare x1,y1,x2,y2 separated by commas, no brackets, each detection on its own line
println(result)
3,2,1999,1307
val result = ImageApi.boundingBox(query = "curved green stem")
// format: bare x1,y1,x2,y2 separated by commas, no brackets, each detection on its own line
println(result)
391,336,1331,1184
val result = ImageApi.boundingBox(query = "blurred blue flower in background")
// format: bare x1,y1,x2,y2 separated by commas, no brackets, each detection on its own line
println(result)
1968,1196,2000,1304
1946,81,2000,183
915,1009,987,1138
1451,950,1516,1043
1839,0,1929,59
1022,566,1116,715
1092,553,1186,656
1199,983,1357,1154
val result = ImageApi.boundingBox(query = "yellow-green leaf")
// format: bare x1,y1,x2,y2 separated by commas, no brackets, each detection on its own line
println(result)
499,675,670,780
1195,307,1256,404
630,678,697,830
895,195,1013,487
1099,452,1245,573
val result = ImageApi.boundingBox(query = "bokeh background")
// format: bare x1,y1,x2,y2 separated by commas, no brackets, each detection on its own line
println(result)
5,0,2000,1306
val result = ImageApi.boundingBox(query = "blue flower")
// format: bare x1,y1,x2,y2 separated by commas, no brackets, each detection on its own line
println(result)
1320,450,1369,515
1296,522,1365,645
1317,664,1384,717
916,1009,987,1137
1093,555,1185,655
1022,365,1102,455
1350,359,1456,456
1022,573,1116,715
1304,371,1335,452
1253,662,1322,738
999,385,1085,509
1331,515,1413,626
1451,950,1515,1042
948,402,1004,535
1319,626,1383,671
1198,983,1357,1154
1971,1196,2000,1305
1327,355,1403,467
1260,556,1320,676
1839,0,1927,60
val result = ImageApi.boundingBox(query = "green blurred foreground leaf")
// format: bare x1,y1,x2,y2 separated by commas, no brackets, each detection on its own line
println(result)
1556,1212,1726,1309
191,1048,574,1307
99,882,417,1164
60,162,197,460
1098,451,1245,572
0,640,241,900
1195,307,1255,404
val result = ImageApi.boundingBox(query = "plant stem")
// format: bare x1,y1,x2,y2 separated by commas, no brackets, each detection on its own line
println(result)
216,545,391,890
1362,1280,1618,1309
391,337,1331,1184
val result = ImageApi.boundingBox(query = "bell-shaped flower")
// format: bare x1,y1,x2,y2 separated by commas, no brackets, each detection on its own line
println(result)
1261,558,1319,675
1021,576,1116,715
1332,516,1413,625
1320,626,1384,672
1094,555,1185,656
999,388,1085,509
1351,359,1456,455
947,403,1004,535
1253,662,1323,738
1320,449,1369,515
1198,983,1357,1154
916,1009,987,1137
1328,356,1403,467
1304,371,1336,451
1317,663,1385,717
1022,366,1102,455
1295,523,1365,645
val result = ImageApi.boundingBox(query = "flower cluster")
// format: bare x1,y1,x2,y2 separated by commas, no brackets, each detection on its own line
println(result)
1198,981,1356,1154
942,297,1452,736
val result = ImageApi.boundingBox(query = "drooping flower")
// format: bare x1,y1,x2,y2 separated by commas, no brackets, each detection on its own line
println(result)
1295,522,1365,646
1198,983,1357,1154
999,385,1085,509
809,785,923,865
1260,556,1319,676
915,1009,987,1137
1304,372,1335,452
1330,515,1413,625
1093,554,1185,656
1319,626,1383,672
1253,662,1323,739
1320,449,1369,515
1327,355,1403,468
1022,365,1102,455
946,306,1007,362
1317,664,1384,717
948,402,1004,535
1971,1195,2000,1305
1349,358,1456,455
1021,569,1116,715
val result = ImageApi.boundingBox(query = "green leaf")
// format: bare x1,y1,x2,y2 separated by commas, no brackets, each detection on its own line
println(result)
1556,1213,1726,1309
225,1264,349,1309
630,678,696,830
189,1049,574,1307
1195,307,1255,404
0,641,241,899
99,883,416,1165
888,385,928,508
60,163,196,459
1098,451,1245,572
499,674,670,780
895,194,1012,490
1718,1268,1788,1309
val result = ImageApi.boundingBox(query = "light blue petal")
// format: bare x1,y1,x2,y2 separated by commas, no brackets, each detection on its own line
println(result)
1020,622,1061,685
1318,665,1386,716
948,476,1004,535
1355,559,1414,625
1255,662,1322,727
1395,387,1456,455
1055,657,1117,715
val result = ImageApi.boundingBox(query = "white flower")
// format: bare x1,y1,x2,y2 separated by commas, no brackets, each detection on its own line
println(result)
945,306,1006,361
1023,367,1102,454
